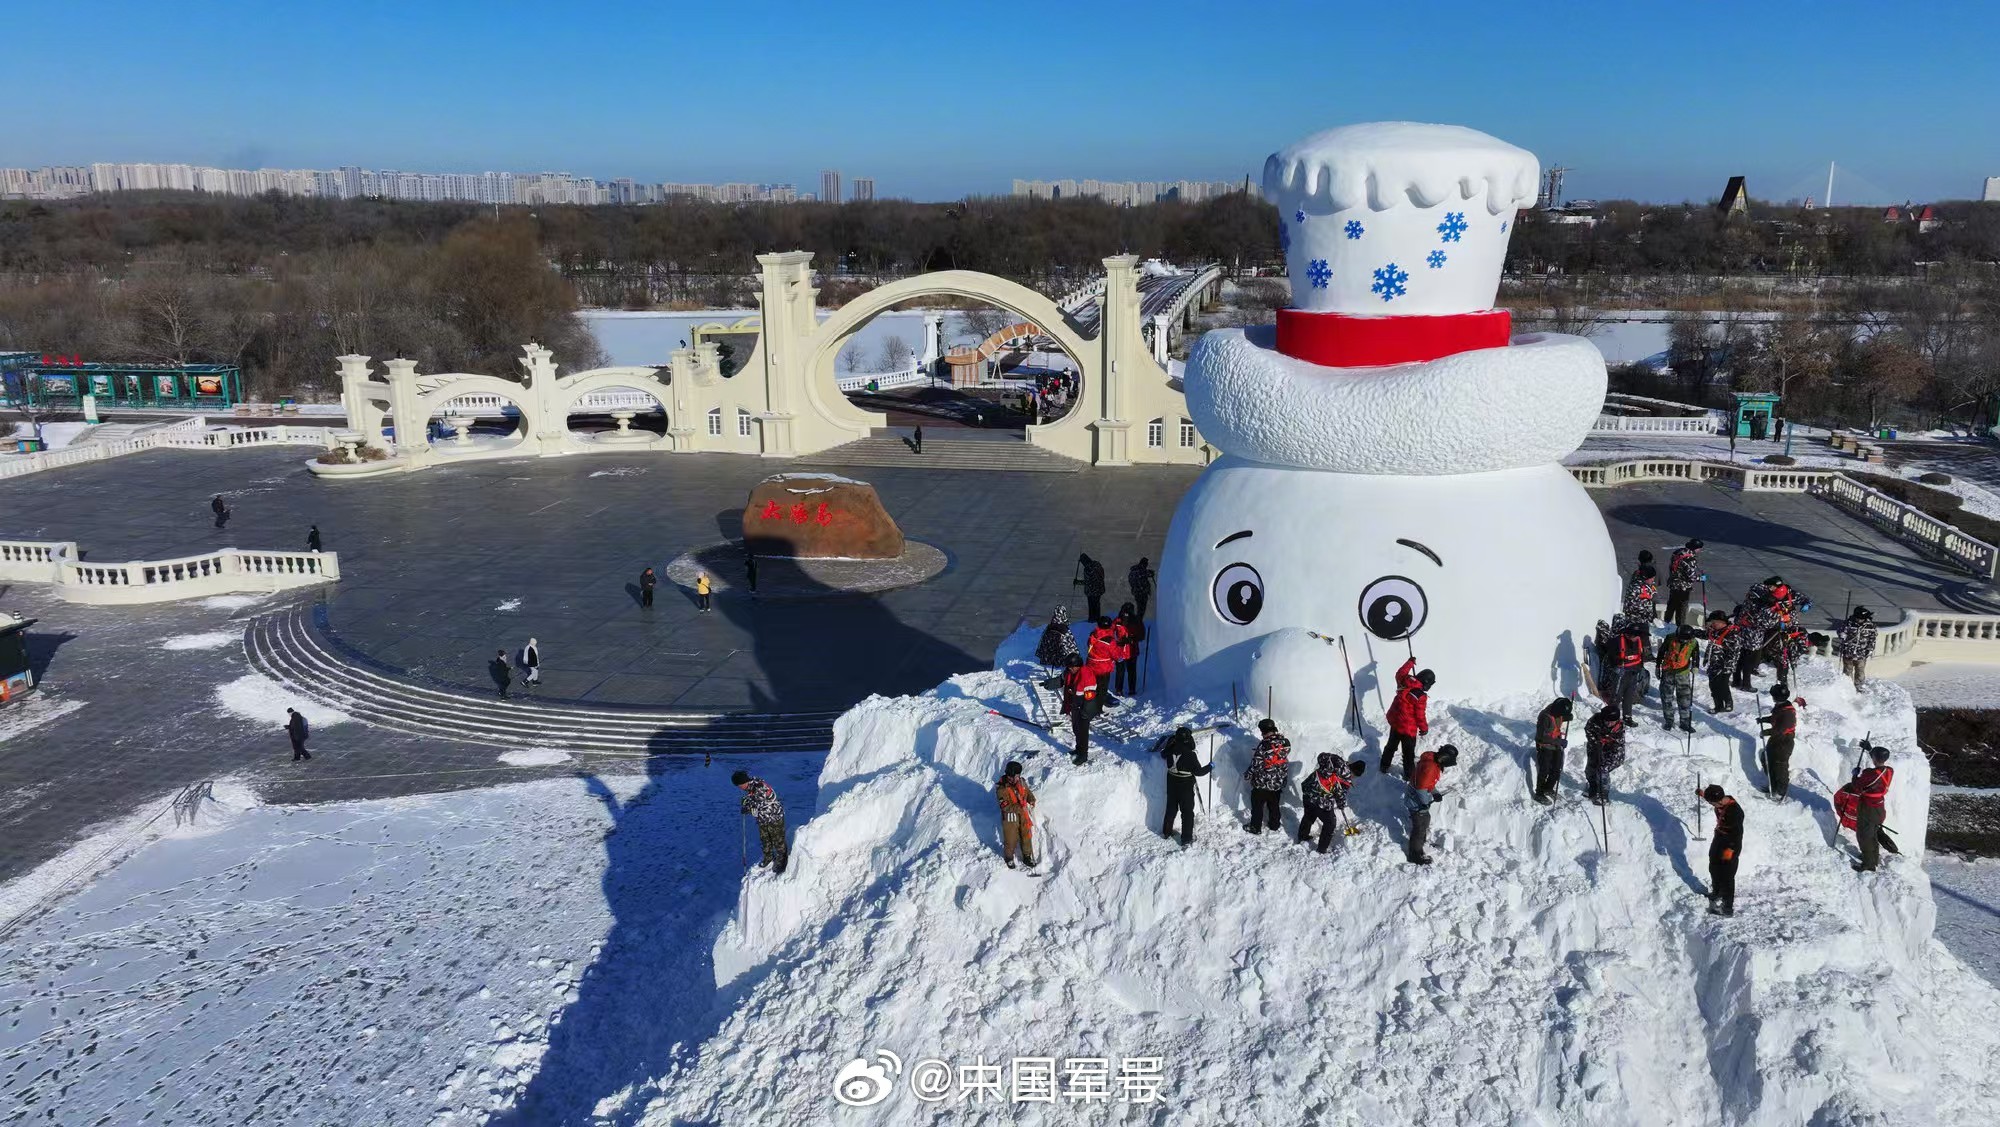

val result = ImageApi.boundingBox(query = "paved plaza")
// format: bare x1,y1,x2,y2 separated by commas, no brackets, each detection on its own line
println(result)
0,444,1989,884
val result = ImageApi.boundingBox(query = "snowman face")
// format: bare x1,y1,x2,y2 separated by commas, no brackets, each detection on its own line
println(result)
1157,457,1617,719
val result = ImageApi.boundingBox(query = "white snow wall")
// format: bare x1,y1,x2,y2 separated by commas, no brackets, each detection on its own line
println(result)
650,632,1997,1127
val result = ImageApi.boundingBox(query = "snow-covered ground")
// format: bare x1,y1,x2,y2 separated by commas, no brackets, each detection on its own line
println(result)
1893,663,2000,710
644,630,1999,1125
3,420,94,450
0,755,823,1126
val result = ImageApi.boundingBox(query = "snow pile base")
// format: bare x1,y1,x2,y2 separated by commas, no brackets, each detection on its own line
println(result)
645,632,2000,1125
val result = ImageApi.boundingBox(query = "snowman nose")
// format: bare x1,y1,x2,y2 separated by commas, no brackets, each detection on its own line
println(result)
1246,628,1351,727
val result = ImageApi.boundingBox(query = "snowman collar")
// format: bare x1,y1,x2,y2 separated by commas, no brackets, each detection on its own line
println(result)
1276,308,1513,368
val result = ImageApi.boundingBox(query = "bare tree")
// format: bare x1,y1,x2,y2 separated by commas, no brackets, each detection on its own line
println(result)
1747,310,1836,408
877,334,913,371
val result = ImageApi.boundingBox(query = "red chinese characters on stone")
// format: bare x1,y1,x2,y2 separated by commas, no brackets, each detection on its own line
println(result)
761,500,784,521
815,502,833,526
790,502,810,524
742,473,904,559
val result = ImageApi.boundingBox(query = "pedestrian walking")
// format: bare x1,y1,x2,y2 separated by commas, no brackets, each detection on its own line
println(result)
1533,697,1572,804
696,573,712,612
640,566,657,608
490,649,513,697
1076,553,1106,622
912,424,924,454
211,494,230,529
285,707,312,761
996,761,1038,868
1699,784,1743,916
1403,745,1457,865
1298,752,1358,853
1113,603,1144,697
1836,606,1877,692
1381,657,1432,777
1656,623,1700,733
1127,558,1156,620
306,524,323,553
1664,539,1703,627
744,552,759,595
1840,743,1897,872
1157,726,1211,846
1759,685,1798,801
1584,703,1624,806
733,771,789,874
521,638,541,688
1243,719,1291,835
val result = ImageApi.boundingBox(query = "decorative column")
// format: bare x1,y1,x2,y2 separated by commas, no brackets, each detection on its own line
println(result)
335,355,380,445
381,358,427,457
754,251,816,458
1094,255,1142,466
1152,313,1172,364
666,346,700,452
920,313,944,370
517,342,569,456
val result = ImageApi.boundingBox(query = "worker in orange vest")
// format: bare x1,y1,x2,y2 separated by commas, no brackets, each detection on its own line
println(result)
996,761,1038,869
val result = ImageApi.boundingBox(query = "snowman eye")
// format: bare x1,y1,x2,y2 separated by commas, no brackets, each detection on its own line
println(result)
1359,576,1427,640
1212,563,1264,625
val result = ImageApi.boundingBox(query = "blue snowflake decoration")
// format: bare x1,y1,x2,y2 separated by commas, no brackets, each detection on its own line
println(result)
1306,258,1332,289
1294,208,1306,225
1500,220,1509,234
1437,211,1468,242
1279,222,1291,252
1343,220,1365,240
1370,262,1409,302
1426,250,1447,269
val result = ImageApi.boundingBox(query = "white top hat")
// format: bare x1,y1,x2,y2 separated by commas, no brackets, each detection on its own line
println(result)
1263,122,1538,317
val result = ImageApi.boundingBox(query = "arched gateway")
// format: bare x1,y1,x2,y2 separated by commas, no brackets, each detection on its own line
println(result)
322,253,1205,477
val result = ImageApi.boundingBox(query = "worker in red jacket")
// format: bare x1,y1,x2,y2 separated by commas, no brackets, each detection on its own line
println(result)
1842,743,1898,871
1085,617,1126,708
1381,657,1434,778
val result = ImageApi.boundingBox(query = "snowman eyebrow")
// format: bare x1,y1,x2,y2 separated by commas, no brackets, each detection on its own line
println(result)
1215,530,1253,549
1397,539,1443,567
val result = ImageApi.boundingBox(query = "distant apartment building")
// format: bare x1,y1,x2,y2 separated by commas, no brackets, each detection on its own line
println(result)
820,169,841,205
851,177,875,202
1985,176,2000,203
1010,177,1242,205
0,159,838,207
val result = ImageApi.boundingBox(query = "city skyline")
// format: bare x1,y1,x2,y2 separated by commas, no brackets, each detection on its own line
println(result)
7,1,1999,205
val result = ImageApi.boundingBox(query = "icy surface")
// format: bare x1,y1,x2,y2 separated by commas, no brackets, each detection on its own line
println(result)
498,747,573,767
1187,328,1604,474
0,694,85,745
213,673,351,728
1926,855,2000,987
1892,662,2000,709
161,630,240,651
196,594,268,611
642,629,2000,1125
0,757,824,1125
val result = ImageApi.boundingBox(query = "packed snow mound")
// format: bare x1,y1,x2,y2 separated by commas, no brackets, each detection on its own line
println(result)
643,630,2000,1125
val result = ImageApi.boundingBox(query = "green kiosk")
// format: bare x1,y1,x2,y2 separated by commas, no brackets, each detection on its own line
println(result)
1731,391,1781,440
0,611,36,704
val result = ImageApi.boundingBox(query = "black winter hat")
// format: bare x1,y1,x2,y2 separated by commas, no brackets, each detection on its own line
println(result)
1702,784,1725,802
1707,609,1729,622
1854,606,1873,620
1870,746,1891,763
1096,616,1114,628
1687,539,1704,550
1005,760,1023,776
1316,752,1339,772
1771,683,1790,698
1678,623,1697,638
1257,718,1278,734
1434,745,1459,768
1551,697,1573,718
1638,550,1654,564
730,770,750,786
1416,669,1436,688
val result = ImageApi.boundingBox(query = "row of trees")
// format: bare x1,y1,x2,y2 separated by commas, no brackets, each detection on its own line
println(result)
0,219,603,399
1607,261,2000,429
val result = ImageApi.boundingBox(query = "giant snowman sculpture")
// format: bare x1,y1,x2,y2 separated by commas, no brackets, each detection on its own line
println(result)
1158,122,1619,723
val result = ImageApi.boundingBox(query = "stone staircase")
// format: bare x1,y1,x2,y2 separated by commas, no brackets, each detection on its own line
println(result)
802,435,1084,473
243,602,837,756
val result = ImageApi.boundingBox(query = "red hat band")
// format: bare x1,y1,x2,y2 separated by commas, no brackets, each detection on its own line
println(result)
1276,308,1513,368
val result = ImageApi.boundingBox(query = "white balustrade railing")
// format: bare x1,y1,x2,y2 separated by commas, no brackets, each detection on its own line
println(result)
573,389,664,411
1,423,336,481
438,393,510,415
1590,414,1715,435
836,364,929,393
53,548,339,605
0,540,77,581
1571,458,1998,577
1871,610,2000,675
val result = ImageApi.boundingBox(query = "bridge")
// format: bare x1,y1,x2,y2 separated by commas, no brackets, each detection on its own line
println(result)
327,253,1213,477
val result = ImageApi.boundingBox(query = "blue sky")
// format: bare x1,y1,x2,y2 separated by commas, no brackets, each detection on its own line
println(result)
10,0,1996,204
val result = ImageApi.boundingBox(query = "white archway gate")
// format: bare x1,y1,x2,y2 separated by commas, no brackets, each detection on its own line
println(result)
321,253,1207,478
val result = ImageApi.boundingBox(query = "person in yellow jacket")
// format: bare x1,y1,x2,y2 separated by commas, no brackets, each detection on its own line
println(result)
696,572,712,613
996,761,1038,869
